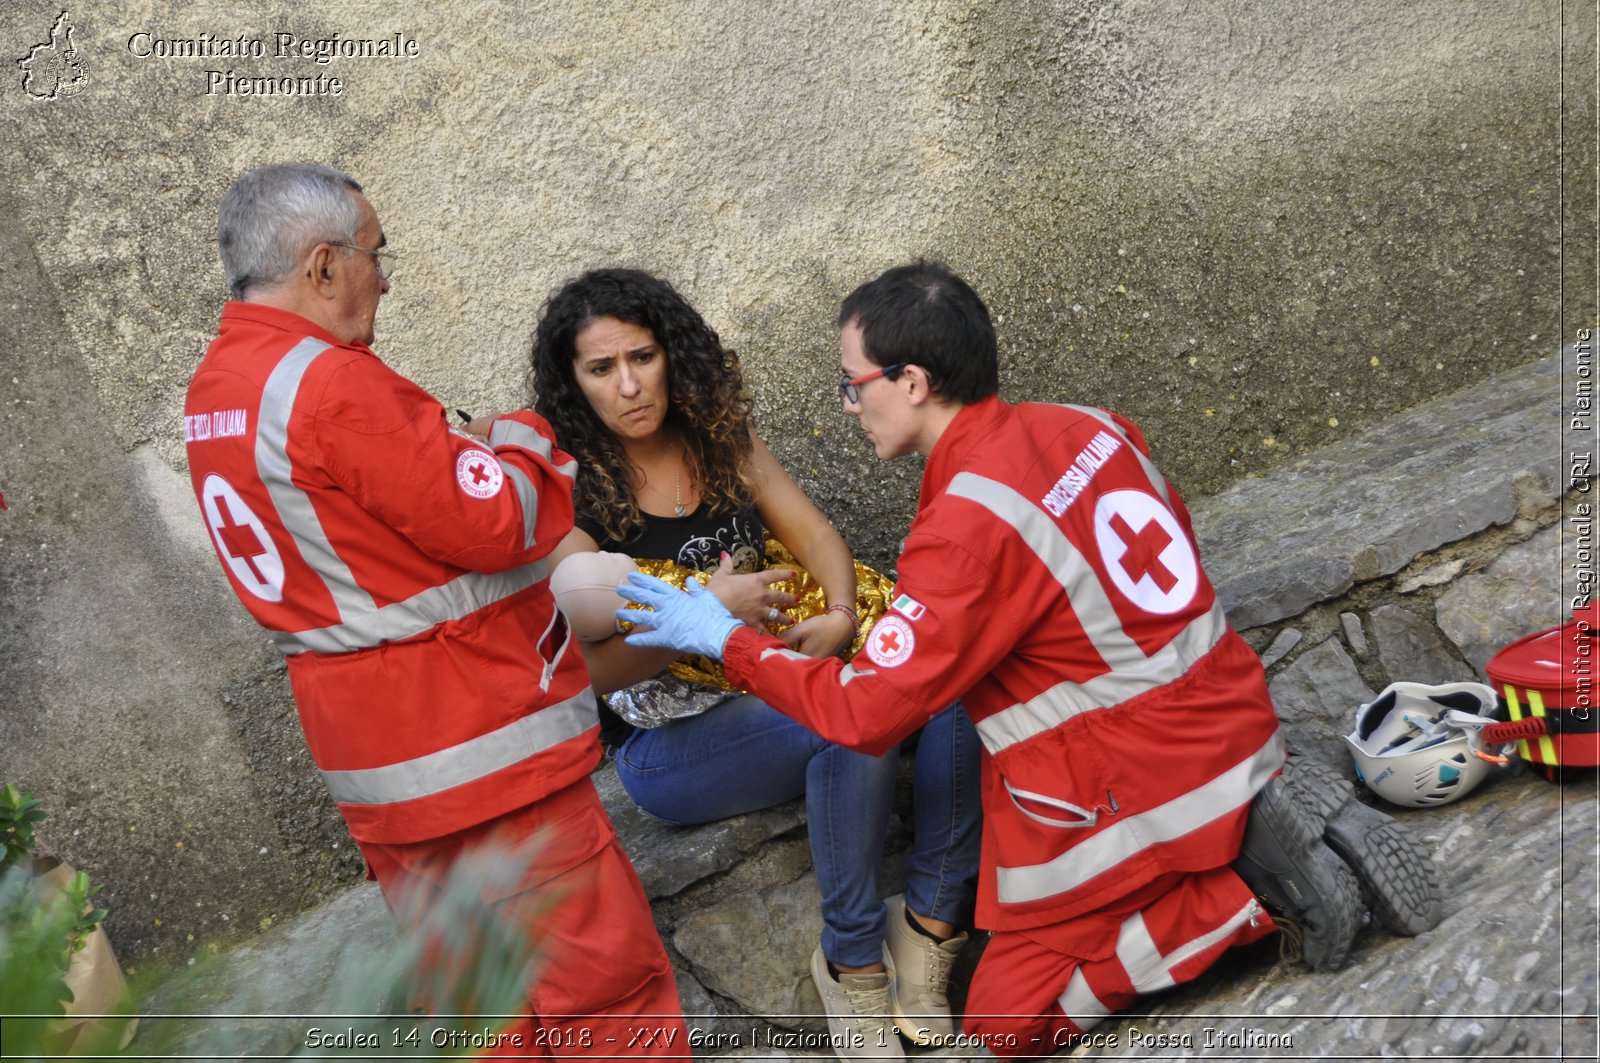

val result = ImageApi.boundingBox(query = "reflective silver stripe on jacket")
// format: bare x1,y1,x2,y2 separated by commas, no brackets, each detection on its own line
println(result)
1057,895,1263,1031
995,730,1284,906
975,601,1226,754
944,470,1224,755
489,418,579,481
488,419,576,550
258,339,375,618
757,647,877,686
948,473,1143,666
1054,403,1173,508
270,560,549,655
500,463,542,551
838,663,876,687
319,687,599,806
759,646,810,664
256,339,551,654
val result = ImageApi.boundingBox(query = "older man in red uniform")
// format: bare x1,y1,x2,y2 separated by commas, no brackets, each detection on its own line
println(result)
619,261,1370,1056
185,163,684,1054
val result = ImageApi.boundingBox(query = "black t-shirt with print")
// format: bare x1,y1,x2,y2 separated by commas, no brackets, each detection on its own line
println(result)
576,503,766,574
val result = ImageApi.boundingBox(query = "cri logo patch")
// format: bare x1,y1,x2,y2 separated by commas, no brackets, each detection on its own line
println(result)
456,448,504,499
866,614,916,668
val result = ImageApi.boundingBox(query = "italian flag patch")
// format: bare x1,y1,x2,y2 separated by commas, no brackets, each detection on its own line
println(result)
891,592,926,621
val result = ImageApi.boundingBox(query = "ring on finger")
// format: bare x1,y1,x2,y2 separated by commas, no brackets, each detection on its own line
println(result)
767,606,780,623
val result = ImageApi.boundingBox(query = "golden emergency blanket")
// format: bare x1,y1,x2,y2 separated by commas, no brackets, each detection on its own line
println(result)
630,537,894,693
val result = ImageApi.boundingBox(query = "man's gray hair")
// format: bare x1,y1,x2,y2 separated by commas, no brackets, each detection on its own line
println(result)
218,163,364,299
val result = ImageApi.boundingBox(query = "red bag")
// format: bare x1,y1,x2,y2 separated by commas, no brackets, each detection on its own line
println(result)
1482,605,1599,780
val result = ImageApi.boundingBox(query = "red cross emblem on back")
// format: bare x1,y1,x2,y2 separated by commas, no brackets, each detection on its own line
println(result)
1108,512,1178,592
1091,489,1200,615
215,500,269,583
200,473,286,603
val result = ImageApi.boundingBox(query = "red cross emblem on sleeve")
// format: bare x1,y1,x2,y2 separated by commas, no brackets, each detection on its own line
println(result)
866,614,916,668
1092,490,1199,614
201,473,285,602
456,448,504,499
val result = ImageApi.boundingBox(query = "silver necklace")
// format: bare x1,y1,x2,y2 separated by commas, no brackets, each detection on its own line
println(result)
673,458,686,517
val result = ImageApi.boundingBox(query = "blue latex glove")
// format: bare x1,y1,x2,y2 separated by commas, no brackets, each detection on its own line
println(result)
616,572,742,659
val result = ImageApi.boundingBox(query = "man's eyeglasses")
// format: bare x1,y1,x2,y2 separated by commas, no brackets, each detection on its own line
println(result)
329,242,399,280
839,363,906,404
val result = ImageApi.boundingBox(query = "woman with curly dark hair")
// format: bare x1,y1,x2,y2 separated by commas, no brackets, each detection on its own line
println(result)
533,269,981,1058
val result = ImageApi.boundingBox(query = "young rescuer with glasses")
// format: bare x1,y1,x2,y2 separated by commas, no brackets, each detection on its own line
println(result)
618,260,1439,1056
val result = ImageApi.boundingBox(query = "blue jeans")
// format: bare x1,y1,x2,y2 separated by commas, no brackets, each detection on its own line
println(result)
614,695,982,968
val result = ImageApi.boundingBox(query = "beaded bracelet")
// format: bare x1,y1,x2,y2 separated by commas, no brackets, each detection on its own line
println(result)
824,603,859,627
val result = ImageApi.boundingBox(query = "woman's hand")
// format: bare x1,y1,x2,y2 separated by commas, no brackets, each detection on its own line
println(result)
779,609,857,659
706,553,796,626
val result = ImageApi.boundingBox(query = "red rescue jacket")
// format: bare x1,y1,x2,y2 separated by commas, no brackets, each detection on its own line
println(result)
724,397,1283,931
185,303,598,843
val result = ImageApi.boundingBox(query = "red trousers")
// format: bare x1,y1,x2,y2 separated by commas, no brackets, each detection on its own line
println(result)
964,867,1274,1058
359,778,687,1059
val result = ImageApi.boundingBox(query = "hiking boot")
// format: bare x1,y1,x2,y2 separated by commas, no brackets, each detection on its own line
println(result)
1231,773,1361,971
809,945,905,1060
1280,756,1444,936
881,894,967,1046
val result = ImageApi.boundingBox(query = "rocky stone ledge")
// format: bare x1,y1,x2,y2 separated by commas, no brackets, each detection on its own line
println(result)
1192,345,1572,631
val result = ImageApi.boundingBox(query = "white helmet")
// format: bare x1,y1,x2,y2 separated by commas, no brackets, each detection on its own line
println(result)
1344,681,1506,808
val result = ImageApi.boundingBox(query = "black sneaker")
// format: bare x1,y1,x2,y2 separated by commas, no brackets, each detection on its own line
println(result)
1231,774,1361,972
1280,756,1444,936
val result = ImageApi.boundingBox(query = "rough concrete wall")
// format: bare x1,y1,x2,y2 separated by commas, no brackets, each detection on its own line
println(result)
0,182,339,968
0,0,1590,966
